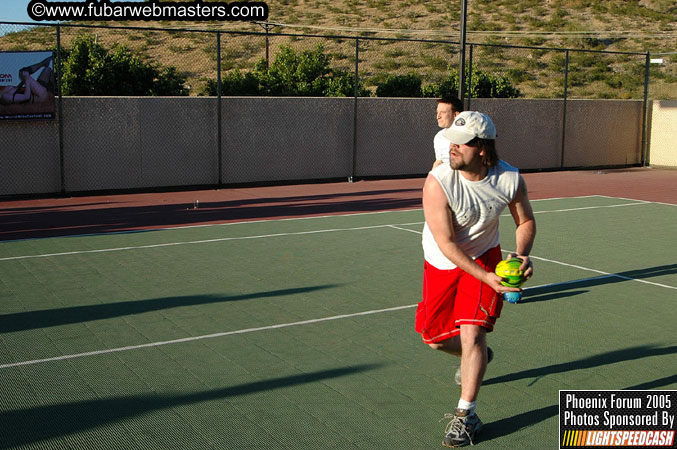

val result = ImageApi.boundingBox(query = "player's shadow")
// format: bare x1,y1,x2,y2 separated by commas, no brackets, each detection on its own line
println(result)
624,374,677,390
0,285,340,333
0,364,383,448
521,263,677,303
480,404,559,443
483,344,677,386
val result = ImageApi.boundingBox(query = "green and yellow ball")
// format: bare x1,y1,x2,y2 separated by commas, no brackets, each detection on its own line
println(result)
495,258,526,288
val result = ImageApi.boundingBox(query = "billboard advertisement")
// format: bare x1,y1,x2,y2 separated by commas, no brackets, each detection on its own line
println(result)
0,51,56,120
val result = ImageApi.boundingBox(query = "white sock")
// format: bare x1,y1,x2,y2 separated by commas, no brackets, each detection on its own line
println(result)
457,399,477,414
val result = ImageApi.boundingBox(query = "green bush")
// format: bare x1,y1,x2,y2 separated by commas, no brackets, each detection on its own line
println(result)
203,70,260,96
203,44,368,97
60,35,188,96
374,73,422,97
422,66,521,99
422,73,459,98
468,68,522,98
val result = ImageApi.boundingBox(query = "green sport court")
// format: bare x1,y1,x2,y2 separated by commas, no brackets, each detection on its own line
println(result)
0,194,675,449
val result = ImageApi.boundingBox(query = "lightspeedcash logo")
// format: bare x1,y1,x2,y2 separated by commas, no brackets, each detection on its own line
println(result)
28,0,269,22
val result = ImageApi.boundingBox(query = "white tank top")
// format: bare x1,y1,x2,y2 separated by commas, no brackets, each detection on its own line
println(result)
422,160,520,270
433,129,451,162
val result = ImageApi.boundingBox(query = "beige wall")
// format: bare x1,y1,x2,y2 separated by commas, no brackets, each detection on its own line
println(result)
649,100,677,168
0,97,649,197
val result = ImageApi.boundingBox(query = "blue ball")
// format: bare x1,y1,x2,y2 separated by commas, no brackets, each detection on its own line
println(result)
504,291,522,303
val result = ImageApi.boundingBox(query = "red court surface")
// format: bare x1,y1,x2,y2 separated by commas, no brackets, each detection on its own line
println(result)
1,167,675,241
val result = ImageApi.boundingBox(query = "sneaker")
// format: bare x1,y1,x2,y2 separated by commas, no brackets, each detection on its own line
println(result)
454,347,493,386
442,408,484,447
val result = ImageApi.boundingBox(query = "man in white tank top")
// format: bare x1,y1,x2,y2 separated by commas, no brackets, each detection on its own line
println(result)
416,111,537,447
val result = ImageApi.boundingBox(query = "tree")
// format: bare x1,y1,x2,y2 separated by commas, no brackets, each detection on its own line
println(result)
59,35,188,96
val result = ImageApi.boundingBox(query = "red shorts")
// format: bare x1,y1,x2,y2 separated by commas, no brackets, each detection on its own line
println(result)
415,246,503,344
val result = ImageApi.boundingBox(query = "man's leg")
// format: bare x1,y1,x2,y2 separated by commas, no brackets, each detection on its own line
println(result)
20,56,53,76
10,78,31,103
441,325,487,447
37,66,55,93
459,324,487,401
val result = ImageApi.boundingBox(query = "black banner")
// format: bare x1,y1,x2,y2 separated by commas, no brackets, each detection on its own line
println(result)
560,391,677,449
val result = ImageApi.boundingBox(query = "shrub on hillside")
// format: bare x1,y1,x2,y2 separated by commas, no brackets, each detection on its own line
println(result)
59,35,188,96
374,73,423,97
202,44,368,97
423,67,521,99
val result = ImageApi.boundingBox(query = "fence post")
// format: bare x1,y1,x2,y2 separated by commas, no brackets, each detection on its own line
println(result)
560,49,569,169
458,0,468,101
350,37,359,183
56,24,65,194
641,52,650,166
466,44,473,110
217,32,222,186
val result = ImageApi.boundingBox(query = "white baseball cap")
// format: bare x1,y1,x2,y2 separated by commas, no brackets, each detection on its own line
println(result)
443,111,496,145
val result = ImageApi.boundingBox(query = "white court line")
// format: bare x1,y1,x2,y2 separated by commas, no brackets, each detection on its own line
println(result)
0,198,672,369
0,194,652,245
596,195,676,208
0,223,421,262
524,254,677,291
387,224,423,235
0,305,416,370
525,202,648,215
2,247,674,370
1,269,669,370
383,222,676,291
0,277,598,370
0,201,652,262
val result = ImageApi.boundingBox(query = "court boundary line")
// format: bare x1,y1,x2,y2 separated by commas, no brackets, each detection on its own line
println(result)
2,268,673,371
0,304,416,370
596,195,676,208
388,228,676,291
1,196,673,369
3,194,663,244
0,199,652,262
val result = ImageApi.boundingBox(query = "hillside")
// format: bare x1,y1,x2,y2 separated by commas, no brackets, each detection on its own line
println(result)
1,0,676,98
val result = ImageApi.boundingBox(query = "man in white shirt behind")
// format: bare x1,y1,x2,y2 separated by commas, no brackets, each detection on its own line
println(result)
432,96,464,169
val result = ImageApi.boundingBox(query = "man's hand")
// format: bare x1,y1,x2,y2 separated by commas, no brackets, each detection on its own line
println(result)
506,253,534,280
483,271,523,294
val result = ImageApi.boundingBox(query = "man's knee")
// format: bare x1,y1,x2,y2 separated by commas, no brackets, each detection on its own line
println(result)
460,325,486,347
428,342,445,351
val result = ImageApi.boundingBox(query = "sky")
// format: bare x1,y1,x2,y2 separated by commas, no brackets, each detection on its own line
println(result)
2,0,34,23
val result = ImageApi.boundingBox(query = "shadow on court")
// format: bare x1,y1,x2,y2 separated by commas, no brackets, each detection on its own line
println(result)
522,263,677,304
0,285,340,333
483,344,677,386
0,364,383,448
481,404,559,443
0,188,422,240
623,374,677,390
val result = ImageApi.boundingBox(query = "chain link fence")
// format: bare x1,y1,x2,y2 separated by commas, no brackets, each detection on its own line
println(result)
1,21,668,195
1,22,663,99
